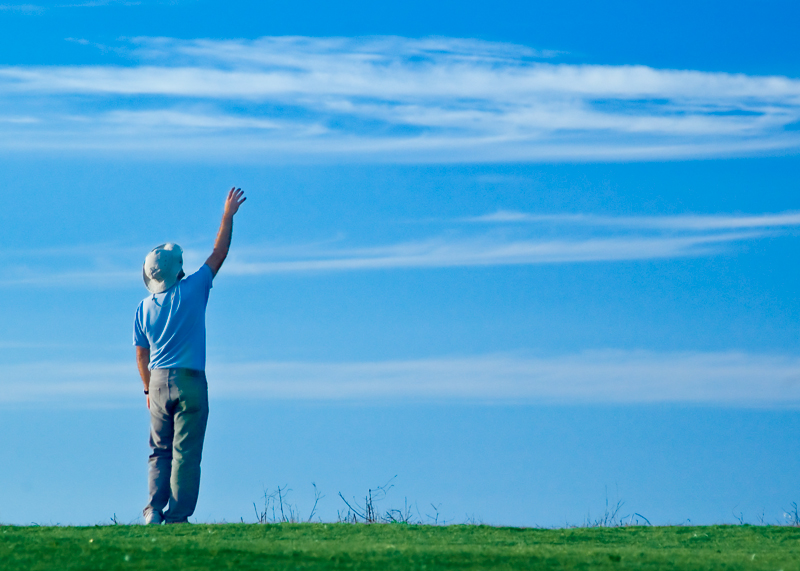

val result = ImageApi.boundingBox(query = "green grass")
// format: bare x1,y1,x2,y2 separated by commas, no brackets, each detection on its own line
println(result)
1,523,799,570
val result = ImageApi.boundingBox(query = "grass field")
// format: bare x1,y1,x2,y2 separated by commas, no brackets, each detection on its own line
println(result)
1,523,799,570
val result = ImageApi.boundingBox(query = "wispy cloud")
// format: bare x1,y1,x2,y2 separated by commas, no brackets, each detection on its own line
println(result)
0,242,146,287
210,351,800,406
0,362,132,406
0,269,138,287
0,3,43,13
105,109,284,130
0,0,134,12
3,351,799,407
220,231,761,275
466,210,800,231
56,1,141,6
1,36,800,161
218,210,800,275
0,210,796,287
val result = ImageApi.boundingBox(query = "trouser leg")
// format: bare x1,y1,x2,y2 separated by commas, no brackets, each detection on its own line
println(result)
145,377,174,518
164,372,209,523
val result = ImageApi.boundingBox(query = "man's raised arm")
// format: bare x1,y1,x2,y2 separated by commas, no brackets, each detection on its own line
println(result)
205,187,247,276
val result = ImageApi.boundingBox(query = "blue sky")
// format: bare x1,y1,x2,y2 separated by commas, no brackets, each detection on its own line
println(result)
1,0,800,527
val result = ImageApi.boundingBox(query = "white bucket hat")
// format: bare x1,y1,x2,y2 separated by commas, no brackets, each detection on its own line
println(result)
143,243,184,294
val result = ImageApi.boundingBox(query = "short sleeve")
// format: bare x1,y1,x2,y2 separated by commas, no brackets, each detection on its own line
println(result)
183,265,213,290
179,265,213,305
133,304,149,348
199,263,214,289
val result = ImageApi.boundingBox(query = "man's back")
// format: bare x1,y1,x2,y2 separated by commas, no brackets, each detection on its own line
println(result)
134,264,213,371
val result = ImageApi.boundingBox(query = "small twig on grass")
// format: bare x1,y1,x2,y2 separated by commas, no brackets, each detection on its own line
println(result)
385,498,414,524
306,483,323,523
255,483,323,524
464,514,482,525
338,492,367,522
338,476,424,524
582,486,630,528
424,503,443,525
277,485,289,522
783,502,800,526
631,513,651,526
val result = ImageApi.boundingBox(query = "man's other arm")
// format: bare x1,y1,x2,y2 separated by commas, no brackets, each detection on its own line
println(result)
136,346,151,409
205,187,247,277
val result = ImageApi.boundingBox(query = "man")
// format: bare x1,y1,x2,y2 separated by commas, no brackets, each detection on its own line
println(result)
134,187,246,524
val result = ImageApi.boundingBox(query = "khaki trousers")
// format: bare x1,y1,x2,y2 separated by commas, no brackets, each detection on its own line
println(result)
144,368,209,524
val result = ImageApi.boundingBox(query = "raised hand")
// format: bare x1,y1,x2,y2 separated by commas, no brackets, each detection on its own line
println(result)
224,187,247,218
206,187,246,276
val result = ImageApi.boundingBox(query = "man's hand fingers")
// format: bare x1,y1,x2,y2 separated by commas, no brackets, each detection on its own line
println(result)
225,188,246,213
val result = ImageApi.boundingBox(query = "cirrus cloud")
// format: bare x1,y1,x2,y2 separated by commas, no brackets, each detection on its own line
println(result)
2,350,799,408
1,36,800,161
0,210,796,286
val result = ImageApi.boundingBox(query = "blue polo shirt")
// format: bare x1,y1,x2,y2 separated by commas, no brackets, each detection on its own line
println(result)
133,264,213,371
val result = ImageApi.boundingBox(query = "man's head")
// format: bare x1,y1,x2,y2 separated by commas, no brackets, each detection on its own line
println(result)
143,243,185,294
